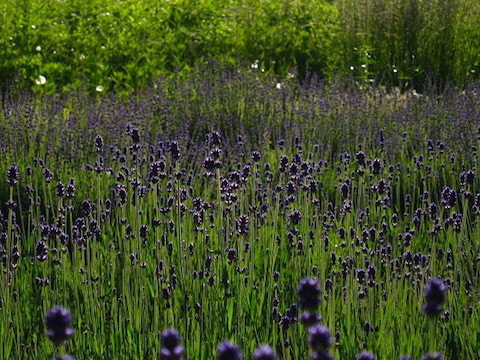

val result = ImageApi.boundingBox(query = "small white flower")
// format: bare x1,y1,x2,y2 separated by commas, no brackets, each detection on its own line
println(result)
96,85,104,92
35,45,41,52
79,54,86,61
350,66,355,71
251,60,259,69
35,75,46,85
411,90,422,98
276,82,283,89
393,68,398,73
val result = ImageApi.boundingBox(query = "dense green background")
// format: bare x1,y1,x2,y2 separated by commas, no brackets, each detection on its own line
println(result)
1,0,479,94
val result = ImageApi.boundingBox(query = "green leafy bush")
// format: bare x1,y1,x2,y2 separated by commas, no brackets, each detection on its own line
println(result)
0,0,479,94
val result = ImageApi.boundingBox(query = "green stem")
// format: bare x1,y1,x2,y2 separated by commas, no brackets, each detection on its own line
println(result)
429,317,437,353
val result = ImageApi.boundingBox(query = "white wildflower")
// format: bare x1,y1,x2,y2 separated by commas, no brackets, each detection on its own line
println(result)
35,75,46,85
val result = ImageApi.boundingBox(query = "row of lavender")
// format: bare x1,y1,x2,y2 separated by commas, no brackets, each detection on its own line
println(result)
0,69,479,359
2,67,480,168
45,277,445,360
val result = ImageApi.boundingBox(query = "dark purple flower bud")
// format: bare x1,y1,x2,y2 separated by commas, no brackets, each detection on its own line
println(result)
131,127,140,143
45,306,72,332
399,356,413,360
6,164,20,186
279,316,291,329
54,356,76,360
252,151,261,162
44,306,74,345
429,202,437,217
95,134,104,153
423,278,447,315
448,189,457,208
81,200,92,217
308,325,332,352
208,130,222,145
422,303,443,317
65,180,76,199
253,345,276,360
170,141,181,160
217,340,242,360
426,139,434,150
159,346,184,359
465,169,475,185
287,303,298,319
225,248,237,262
42,168,53,182
160,328,185,360
341,182,349,198
310,352,334,360
300,312,322,326
286,180,297,194
356,151,366,166
289,209,302,225
4,199,16,208
203,157,216,171
210,147,222,159
56,182,65,197
357,351,375,360
140,225,149,239
308,180,318,193
236,215,249,235
294,136,301,146
297,278,321,310
356,269,366,283
372,159,382,174
423,353,443,360
36,240,48,261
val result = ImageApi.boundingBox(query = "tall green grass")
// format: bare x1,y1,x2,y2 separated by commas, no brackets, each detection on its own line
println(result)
337,0,480,89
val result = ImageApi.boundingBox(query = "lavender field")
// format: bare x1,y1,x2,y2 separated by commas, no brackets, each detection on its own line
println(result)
1,66,480,359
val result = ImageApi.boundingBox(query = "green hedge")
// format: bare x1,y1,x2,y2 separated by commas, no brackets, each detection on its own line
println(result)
0,0,479,94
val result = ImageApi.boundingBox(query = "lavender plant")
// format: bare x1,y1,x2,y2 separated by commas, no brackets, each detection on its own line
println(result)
45,306,75,359
0,67,479,359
